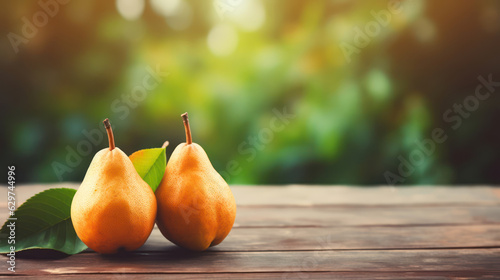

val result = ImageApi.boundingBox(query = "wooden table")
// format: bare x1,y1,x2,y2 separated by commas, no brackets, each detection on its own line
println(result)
1,184,500,279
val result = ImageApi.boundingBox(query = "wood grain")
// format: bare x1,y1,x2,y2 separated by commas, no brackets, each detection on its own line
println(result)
1,184,499,207
6,249,500,276
232,205,500,227
2,271,499,279
2,205,500,229
135,225,500,252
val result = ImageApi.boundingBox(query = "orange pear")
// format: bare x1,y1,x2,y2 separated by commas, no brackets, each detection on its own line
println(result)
156,113,237,251
71,119,157,254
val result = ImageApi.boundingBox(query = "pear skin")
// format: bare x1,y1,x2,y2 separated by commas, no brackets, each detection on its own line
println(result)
155,113,237,251
71,119,157,254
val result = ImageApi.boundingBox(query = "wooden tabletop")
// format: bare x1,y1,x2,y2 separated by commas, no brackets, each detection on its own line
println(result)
1,184,500,279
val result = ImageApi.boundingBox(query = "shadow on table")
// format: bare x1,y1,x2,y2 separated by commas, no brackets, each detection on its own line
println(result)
7,245,220,261
100,245,210,261
9,249,71,259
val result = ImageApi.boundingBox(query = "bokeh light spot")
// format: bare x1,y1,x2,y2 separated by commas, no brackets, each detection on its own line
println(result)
151,0,181,17
166,1,192,30
366,69,391,102
226,0,266,32
116,0,145,21
207,24,238,56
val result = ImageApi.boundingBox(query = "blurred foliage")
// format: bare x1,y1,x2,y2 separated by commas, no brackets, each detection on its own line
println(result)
1,0,500,185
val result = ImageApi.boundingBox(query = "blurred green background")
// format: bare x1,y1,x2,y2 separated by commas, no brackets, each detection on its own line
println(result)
1,0,499,185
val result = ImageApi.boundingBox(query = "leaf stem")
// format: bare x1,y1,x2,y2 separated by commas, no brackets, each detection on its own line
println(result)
181,112,192,144
162,141,169,148
103,118,115,150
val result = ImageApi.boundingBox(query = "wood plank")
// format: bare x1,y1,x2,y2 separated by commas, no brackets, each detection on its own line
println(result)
231,185,500,206
134,225,500,252
3,270,499,279
1,204,500,229
4,249,500,275
1,184,499,208
231,205,500,227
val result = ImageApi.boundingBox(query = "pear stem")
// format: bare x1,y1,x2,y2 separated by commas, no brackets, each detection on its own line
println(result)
181,112,192,144
103,118,115,150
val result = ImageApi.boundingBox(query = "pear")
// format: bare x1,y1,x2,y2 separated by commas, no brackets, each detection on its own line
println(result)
156,113,237,251
71,119,157,254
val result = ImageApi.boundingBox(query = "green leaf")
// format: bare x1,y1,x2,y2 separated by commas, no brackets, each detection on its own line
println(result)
129,147,166,192
0,188,87,255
